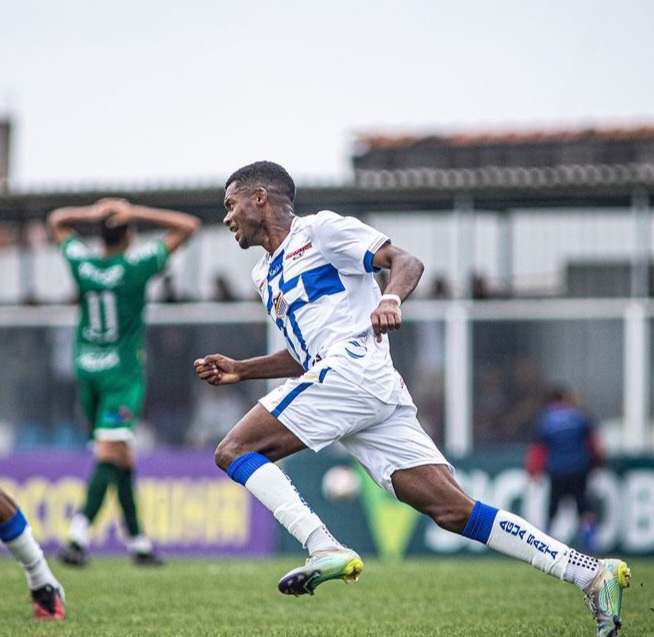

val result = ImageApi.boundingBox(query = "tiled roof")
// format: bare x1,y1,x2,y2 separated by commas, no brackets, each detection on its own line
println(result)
354,125,654,149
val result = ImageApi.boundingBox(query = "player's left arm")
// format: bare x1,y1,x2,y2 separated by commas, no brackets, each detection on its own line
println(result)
96,199,202,254
370,242,425,342
194,349,304,386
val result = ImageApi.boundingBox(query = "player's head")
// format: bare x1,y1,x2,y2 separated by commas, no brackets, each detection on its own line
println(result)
545,385,569,403
223,161,295,251
225,161,295,204
100,216,131,248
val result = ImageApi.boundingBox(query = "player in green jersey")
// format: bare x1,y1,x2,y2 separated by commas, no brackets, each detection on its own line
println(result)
48,198,201,566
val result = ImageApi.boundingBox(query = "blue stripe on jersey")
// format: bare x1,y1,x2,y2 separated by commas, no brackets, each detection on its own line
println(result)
271,381,313,418
363,249,381,273
286,300,312,370
275,264,344,369
300,263,345,301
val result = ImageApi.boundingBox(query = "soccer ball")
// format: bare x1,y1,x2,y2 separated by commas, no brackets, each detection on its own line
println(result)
321,465,361,502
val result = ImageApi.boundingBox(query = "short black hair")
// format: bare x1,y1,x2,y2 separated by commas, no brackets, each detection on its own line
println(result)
225,161,296,203
100,216,130,246
545,385,569,403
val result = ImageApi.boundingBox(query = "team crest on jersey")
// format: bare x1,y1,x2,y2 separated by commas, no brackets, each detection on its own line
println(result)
273,292,289,319
285,241,313,261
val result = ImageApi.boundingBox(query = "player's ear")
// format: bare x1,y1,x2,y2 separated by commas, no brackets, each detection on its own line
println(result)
254,187,268,206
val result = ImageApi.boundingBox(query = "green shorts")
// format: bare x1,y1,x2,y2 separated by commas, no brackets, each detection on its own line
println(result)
76,364,145,443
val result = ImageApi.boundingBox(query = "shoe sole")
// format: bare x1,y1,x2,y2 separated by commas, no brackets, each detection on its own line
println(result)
279,556,364,596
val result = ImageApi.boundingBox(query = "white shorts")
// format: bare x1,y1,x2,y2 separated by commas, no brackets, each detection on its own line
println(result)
259,364,451,496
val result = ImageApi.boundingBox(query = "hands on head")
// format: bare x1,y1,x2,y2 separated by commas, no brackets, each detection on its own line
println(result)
93,198,132,226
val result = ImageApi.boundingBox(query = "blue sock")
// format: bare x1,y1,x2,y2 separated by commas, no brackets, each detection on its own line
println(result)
227,451,271,486
462,501,498,544
0,508,28,543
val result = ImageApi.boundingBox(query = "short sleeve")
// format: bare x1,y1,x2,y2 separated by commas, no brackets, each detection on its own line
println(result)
125,240,169,280
311,210,389,274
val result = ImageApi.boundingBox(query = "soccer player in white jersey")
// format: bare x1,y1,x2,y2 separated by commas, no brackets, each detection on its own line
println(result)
194,161,630,637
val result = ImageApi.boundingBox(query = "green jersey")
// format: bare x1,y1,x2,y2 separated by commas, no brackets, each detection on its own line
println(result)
61,236,169,374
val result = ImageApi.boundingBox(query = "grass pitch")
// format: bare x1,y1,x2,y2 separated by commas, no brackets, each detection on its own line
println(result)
0,555,651,637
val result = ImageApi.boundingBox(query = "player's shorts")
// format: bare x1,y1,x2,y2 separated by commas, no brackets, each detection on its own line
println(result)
259,363,451,497
76,364,145,443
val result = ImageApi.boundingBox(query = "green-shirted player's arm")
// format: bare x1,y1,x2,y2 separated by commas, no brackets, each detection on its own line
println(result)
99,199,201,254
47,198,202,252
47,202,108,245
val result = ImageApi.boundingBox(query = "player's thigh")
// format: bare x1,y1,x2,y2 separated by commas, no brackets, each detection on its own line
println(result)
216,403,307,466
340,403,452,496
103,369,145,421
93,369,145,441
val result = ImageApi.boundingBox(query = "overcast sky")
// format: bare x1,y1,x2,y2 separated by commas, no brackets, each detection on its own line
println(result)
1,0,653,189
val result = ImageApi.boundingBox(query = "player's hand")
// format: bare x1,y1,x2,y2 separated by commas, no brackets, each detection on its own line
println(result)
194,353,241,385
370,298,403,342
94,198,132,226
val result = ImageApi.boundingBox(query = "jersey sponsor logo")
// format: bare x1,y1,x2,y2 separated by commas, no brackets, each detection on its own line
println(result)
268,254,284,281
77,351,120,371
78,262,125,287
285,241,313,261
344,339,367,359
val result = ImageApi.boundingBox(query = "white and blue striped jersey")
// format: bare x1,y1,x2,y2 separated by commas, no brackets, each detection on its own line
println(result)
252,209,392,362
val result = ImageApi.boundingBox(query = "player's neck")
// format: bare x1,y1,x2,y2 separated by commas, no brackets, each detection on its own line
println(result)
264,213,295,255
103,239,129,257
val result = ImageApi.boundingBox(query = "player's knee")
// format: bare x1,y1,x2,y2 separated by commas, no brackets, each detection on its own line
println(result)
214,438,241,472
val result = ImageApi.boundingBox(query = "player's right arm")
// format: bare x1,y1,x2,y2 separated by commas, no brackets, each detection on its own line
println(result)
194,349,304,386
47,202,107,244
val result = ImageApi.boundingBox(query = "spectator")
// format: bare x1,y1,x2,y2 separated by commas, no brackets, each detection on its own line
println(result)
526,385,603,553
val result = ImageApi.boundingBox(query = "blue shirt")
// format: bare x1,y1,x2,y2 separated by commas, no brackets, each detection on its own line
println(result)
536,402,594,476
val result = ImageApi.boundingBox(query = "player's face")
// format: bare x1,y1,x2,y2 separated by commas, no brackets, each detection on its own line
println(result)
223,182,264,250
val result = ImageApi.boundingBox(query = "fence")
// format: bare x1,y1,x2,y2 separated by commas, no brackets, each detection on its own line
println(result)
0,298,651,455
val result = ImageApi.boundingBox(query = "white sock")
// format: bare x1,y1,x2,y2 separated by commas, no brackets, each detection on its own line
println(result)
244,462,323,546
486,509,572,579
127,534,154,554
562,549,600,590
305,525,346,554
464,503,600,591
68,512,91,548
6,526,59,590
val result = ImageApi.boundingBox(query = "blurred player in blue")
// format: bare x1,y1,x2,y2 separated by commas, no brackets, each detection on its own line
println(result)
194,161,630,637
0,487,65,619
532,385,603,553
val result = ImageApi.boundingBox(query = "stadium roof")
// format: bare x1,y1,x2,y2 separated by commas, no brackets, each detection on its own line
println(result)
1,125,652,224
352,124,654,149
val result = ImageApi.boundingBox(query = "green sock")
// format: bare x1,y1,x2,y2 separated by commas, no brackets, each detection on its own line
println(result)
82,461,117,523
116,467,141,537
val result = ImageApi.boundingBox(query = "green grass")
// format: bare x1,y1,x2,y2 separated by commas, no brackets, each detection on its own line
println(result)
1,555,652,637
